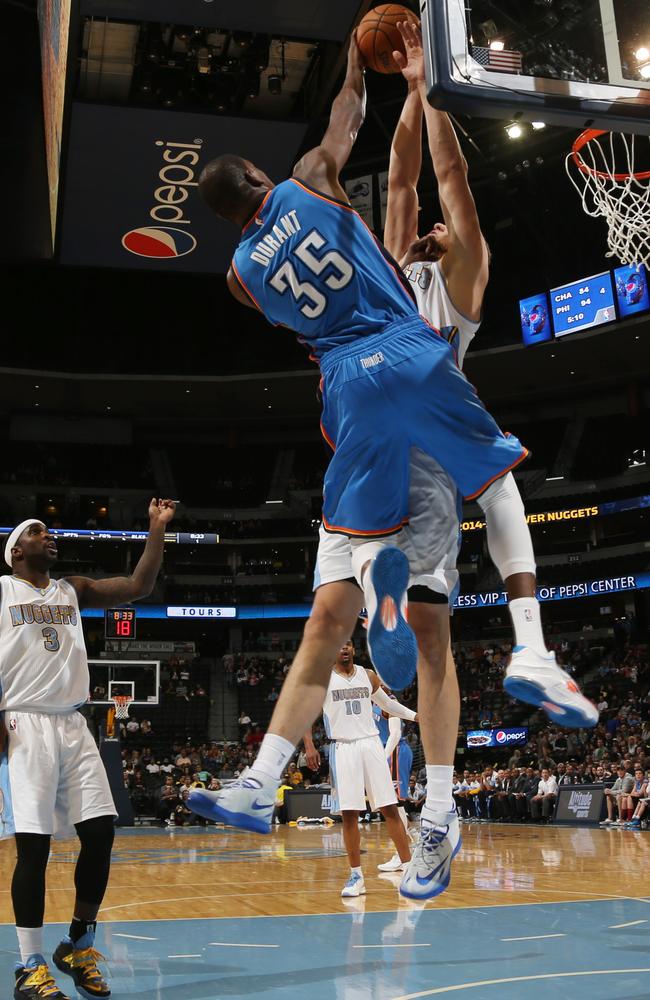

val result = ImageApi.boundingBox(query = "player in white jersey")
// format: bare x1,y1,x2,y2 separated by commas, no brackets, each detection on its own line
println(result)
0,500,175,1000
301,640,417,897
188,23,597,881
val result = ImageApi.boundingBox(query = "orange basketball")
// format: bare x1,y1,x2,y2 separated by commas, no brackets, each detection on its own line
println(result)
356,4,420,75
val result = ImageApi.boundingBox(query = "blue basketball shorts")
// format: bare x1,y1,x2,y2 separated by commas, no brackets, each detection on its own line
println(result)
390,741,413,801
319,315,528,537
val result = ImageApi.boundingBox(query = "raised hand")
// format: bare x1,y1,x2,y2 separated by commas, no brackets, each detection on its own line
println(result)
393,20,425,86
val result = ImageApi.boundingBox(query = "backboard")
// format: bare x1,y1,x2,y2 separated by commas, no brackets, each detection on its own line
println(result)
423,0,650,135
88,660,160,706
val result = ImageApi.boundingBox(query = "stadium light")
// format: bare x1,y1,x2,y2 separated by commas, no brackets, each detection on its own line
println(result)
505,123,523,139
634,46,649,61
531,121,546,130
489,40,505,51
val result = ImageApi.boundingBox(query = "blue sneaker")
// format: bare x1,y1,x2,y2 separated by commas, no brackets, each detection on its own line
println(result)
504,647,598,728
366,547,417,691
399,813,462,900
341,872,366,897
188,768,275,833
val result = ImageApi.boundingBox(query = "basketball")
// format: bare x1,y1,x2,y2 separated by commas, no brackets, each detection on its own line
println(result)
357,4,420,75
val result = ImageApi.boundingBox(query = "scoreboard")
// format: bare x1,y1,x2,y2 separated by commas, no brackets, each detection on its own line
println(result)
551,271,616,337
105,608,136,639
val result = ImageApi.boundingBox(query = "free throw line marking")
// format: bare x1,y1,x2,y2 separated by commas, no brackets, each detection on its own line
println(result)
501,933,566,942
609,920,647,929
113,933,158,941
208,942,279,948
354,944,431,949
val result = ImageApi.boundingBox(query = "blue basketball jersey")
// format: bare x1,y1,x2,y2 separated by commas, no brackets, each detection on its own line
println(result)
373,704,390,746
231,178,418,359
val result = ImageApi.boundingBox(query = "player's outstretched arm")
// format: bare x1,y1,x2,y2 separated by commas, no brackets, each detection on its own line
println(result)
395,21,489,319
384,84,422,263
368,671,418,722
67,499,176,609
292,35,366,202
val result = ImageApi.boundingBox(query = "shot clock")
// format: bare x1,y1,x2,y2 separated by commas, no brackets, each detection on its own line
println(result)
105,608,137,640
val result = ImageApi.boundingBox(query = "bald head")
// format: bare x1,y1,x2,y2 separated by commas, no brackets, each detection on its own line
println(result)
199,155,274,225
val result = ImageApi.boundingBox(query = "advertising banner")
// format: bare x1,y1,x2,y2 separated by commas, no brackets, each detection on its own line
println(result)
555,784,607,824
59,103,308,272
466,728,528,749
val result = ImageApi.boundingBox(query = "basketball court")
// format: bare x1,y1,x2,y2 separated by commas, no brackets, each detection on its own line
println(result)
1,823,648,997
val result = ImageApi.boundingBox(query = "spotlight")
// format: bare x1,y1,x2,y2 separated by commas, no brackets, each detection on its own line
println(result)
531,120,546,130
268,73,282,95
505,123,523,139
635,46,649,61
640,62,650,79
489,39,505,51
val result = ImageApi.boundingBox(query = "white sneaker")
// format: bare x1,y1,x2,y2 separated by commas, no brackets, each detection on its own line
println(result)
366,547,417,691
377,854,407,872
599,818,612,826
187,768,275,833
400,811,461,900
504,647,598,728
341,872,366,897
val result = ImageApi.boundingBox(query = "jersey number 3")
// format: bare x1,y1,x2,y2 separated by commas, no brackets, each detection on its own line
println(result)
42,626,60,652
269,229,353,319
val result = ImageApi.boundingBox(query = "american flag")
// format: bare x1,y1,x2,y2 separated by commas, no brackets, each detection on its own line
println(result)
472,45,523,75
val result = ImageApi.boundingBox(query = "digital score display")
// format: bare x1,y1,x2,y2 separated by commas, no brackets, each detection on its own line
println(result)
551,271,616,337
104,608,137,639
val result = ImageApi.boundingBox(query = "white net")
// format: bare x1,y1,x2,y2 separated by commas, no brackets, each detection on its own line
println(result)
566,129,650,267
112,696,133,720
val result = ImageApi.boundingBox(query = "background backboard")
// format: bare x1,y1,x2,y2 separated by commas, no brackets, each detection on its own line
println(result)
423,0,650,135
88,660,160,706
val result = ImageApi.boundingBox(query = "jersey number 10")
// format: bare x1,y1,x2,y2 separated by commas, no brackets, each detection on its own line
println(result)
269,229,354,319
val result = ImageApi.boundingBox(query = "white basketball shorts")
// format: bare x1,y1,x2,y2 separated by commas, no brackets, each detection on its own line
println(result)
0,710,116,839
314,448,461,601
329,735,397,813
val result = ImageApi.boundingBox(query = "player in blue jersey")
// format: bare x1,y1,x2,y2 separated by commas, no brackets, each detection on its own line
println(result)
189,30,597,842
372,690,415,872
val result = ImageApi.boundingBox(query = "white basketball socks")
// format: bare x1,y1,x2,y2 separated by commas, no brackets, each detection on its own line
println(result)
17,926,44,964
509,597,549,656
422,765,454,824
251,734,296,783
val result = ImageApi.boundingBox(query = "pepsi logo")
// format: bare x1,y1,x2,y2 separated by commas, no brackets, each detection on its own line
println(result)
496,730,507,744
121,227,196,259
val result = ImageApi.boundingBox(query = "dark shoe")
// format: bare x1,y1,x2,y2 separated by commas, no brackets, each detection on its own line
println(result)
52,940,110,999
14,959,72,999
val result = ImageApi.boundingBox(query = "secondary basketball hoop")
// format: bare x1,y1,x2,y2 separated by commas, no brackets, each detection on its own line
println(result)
566,129,650,267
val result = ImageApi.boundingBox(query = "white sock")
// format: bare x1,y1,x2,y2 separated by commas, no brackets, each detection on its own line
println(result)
422,765,454,824
351,866,363,878
509,597,548,656
16,927,44,964
251,734,295,782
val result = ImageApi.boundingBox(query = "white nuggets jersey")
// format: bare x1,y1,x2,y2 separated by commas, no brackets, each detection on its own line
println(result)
0,576,89,712
323,664,377,741
403,259,480,367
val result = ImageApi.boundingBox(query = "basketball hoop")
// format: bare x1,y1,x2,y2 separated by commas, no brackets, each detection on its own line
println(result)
112,695,133,720
566,129,650,267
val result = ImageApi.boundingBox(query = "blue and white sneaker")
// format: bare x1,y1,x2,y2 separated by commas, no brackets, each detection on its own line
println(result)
504,647,598,729
188,768,275,834
366,547,417,691
341,872,366,897
399,812,462,900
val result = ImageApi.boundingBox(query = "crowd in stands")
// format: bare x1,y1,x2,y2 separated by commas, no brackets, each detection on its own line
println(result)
118,636,650,829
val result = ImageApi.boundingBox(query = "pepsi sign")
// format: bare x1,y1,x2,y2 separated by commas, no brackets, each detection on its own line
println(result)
466,728,528,749
59,103,308,273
